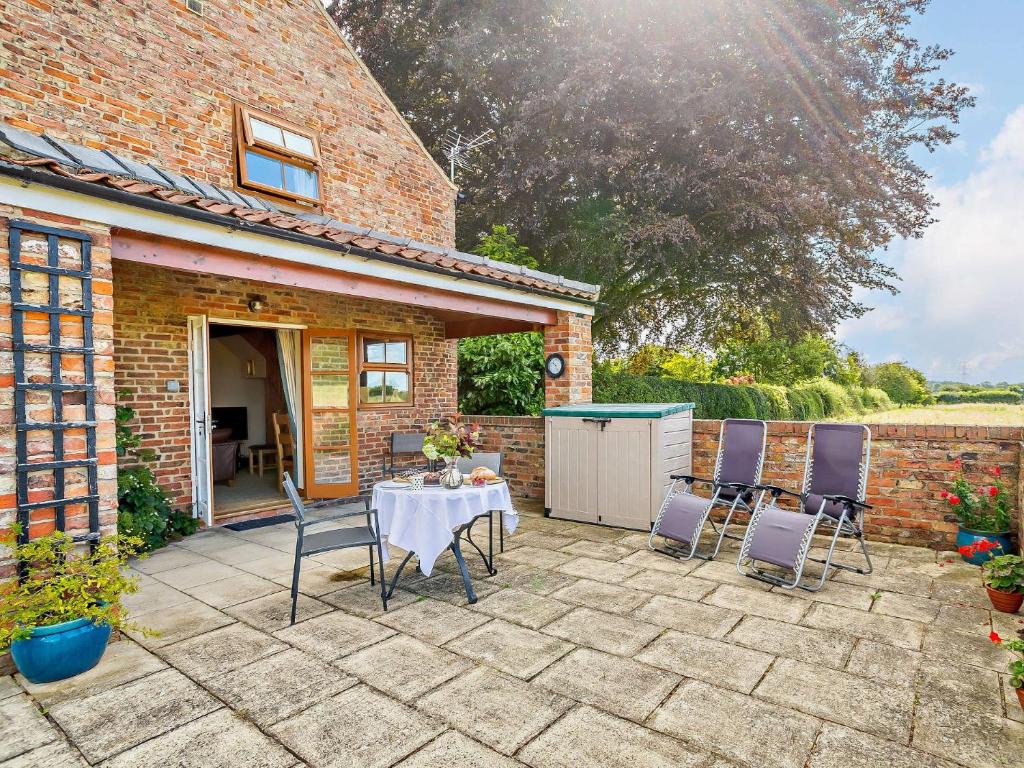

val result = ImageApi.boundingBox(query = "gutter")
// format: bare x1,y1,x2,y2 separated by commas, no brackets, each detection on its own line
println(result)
0,161,598,308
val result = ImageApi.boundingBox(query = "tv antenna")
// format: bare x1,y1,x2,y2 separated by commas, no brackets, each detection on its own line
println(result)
441,128,494,183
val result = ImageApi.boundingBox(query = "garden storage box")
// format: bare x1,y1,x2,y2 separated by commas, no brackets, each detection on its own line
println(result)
543,403,694,530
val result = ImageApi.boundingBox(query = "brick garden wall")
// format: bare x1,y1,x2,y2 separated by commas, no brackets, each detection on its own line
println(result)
112,260,457,508
1,0,455,246
692,420,1024,551
470,416,546,500
0,209,119,576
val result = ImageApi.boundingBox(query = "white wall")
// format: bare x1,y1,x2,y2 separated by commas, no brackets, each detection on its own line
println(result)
209,335,267,450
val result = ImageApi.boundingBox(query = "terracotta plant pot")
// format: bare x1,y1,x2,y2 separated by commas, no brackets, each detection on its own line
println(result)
1016,687,1024,710
985,585,1024,614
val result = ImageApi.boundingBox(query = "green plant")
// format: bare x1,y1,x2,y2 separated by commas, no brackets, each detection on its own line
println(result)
981,554,1024,593
0,529,146,649
116,393,194,551
942,460,1011,533
457,332,544,415
993,629,1024,690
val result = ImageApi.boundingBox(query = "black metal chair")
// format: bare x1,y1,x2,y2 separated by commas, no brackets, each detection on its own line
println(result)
457,451,507,553
381,432,432,478
283,472,387,623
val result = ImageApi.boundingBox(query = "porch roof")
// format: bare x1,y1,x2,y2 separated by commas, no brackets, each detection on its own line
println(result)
0,122,600,304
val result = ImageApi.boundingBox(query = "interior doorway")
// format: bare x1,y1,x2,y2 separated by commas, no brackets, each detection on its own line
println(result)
207,323,294,522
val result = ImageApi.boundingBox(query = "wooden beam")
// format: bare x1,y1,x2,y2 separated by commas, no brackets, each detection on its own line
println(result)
444,317,543,339
111,230,558,325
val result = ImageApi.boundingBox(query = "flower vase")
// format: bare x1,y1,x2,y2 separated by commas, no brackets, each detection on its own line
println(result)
440,457,464,489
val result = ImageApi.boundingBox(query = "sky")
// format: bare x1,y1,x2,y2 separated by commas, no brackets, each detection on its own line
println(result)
836,0,1024,384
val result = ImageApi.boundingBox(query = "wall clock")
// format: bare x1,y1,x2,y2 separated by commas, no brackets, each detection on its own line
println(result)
545,353,566,379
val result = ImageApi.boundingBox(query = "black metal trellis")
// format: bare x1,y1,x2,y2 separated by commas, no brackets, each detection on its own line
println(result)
9,220,99,546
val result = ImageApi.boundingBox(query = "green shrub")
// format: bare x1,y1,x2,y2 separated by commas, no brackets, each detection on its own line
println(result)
935,389,1021,405
593,370,894,421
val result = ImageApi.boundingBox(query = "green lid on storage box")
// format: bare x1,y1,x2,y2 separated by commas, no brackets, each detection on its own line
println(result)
542,403,694,418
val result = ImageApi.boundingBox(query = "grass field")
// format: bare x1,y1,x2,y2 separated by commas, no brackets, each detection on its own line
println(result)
863,403,1024,425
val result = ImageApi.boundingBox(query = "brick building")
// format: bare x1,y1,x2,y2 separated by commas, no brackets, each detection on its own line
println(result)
0,0,598,557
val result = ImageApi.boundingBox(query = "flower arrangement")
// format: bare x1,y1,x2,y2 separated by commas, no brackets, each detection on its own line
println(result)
942,459,1011,533
980,553,1024,593
422,414,481,462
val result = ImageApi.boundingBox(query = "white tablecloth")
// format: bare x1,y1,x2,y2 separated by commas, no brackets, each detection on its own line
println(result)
371,481,518,575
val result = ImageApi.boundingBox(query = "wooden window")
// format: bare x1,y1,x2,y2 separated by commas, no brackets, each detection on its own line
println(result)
358,334,413,407
235,105,322,206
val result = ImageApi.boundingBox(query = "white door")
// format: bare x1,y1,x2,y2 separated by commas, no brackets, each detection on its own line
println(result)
545,417,600,523
187,315,213,526
597,419,653,530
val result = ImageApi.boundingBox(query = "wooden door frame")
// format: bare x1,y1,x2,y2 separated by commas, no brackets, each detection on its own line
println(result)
301,328,360,498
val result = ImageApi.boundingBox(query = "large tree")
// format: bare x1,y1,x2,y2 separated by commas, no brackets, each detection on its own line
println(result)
332,0,971,353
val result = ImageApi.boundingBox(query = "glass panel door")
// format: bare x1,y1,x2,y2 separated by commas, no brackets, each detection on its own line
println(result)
302,329,358,497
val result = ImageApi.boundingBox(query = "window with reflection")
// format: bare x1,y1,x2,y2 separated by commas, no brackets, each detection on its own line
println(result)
359,335,412,407
235,104,321,206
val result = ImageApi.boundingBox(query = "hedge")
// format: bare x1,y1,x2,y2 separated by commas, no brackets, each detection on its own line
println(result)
593,369,893,420
935,389,1021,405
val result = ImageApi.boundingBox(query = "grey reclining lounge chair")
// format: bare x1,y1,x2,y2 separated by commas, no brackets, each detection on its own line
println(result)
648,418,767,561
737,423,873,591
283,473,387,623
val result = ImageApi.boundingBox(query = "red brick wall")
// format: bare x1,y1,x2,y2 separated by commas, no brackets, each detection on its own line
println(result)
112,260,457,507
470,416,546,500
693,420,1024,551
1,0,455,246
543,310,593,407
1,209,118,575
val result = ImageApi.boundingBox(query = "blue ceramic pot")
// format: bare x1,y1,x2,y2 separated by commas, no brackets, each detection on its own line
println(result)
956,527,1014,565
10,617,111,684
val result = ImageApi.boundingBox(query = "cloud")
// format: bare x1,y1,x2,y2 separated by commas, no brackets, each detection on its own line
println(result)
842,105,1024,382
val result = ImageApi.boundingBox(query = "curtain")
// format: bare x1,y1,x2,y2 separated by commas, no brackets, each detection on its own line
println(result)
276,329,304,485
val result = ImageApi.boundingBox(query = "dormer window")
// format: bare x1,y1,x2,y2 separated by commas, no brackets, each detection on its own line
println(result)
235,105,322,206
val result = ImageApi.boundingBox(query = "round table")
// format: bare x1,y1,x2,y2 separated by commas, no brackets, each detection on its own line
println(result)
371,480,518,603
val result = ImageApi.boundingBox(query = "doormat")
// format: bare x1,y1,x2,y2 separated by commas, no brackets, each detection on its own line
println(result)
224,514,294,532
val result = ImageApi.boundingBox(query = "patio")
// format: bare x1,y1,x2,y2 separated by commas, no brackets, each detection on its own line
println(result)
3,506,1024,768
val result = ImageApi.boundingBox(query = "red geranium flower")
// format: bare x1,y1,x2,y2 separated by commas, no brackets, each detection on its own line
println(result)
990,630,1002,643
992,466,1002,477
940,491,950,499
948,494,961,506
988,486,999,497
958,545,974,557
954,457,962,469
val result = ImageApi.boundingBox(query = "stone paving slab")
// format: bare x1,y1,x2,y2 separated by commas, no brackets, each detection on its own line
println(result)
0,694,57,762
125,597,235,648
637,629,774,694
492,564,578,595
532,648,681,722
0,676,21,701
617,549,702,575
556,556,640,584
375,597,490,645
160,622,288,681
393,730,521,767
921,625,1014,672
518,704,707,768
754,657,914,742
501,546,576,569
468,587,573,629
633,594,742,639
725,615,855,669
98,708,298,768
224,590,333,631
338,635,472,703
558,539,634,562
417,667,572,756
271,684,443,768
548,579,650,614
648,680,820,768
913,697,1024,768
46,668,220,763
801,602,925,650
274,609,395,660
203,648,357,727
621,569,719,601
0,738,86,768
542,607,664,656
151,559,243,590
444,619,573,679
320,582,419,618
844,638,921,688
703,583,809,623
130,547,210,574
809,721,959,768
181,572,283,608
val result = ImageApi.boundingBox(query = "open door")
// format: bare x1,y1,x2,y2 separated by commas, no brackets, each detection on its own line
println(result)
187,315,213,526
302,329,359,498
